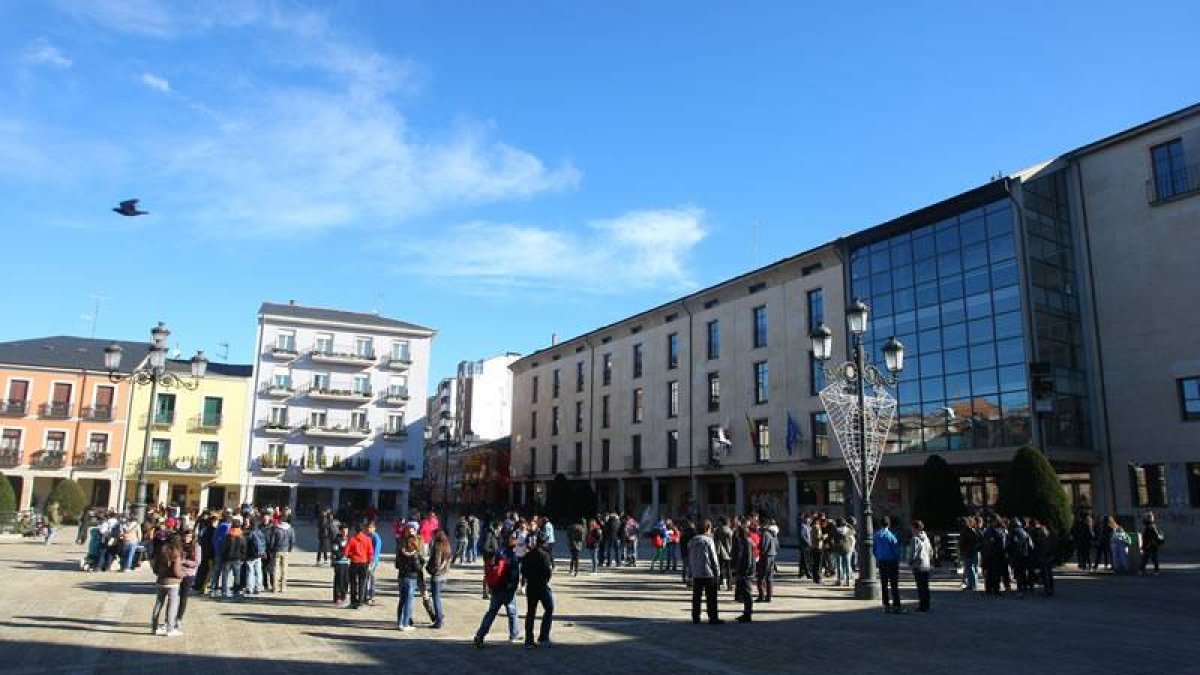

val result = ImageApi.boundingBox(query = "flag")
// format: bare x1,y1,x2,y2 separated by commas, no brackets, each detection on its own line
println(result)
746,413,759,453
714,426,733,460
786,412,803,456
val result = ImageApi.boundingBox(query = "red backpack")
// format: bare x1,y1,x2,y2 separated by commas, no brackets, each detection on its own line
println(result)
484,554,509,590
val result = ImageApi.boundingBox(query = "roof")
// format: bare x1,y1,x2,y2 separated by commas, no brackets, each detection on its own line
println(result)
1067,101,1200,158
164,359,253,378
0,336,152,373
259,302,434,334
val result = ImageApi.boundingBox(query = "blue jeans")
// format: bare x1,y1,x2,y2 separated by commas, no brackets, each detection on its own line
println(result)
589,546,599,573
121,542,138,571
525,585,554,644
835,552,851,583
245,558,263,593
430,579,445,625
666,542,679,570
962,551,980,589
221,560,243,597
208,555,224,595
397,576,417,627
467,537,478,563
475,590,519,641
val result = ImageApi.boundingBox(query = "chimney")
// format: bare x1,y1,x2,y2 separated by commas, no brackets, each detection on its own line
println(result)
289,299,295,306
551,332,558,346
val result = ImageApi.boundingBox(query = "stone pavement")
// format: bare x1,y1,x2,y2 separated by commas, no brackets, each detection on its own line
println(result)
1,538,1198,675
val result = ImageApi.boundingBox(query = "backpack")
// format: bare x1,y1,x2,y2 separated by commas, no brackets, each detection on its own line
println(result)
1010,529,1032,560
484,555,509,590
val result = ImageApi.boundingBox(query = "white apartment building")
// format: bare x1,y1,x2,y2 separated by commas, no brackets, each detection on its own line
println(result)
456,353,519,442
244,301,434,516
510,247,846,532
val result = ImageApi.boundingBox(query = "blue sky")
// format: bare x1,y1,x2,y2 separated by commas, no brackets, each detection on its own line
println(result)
2,1,1198,386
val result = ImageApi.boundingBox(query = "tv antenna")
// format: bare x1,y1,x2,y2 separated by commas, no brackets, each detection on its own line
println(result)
217,342,230,362
80,294,109,338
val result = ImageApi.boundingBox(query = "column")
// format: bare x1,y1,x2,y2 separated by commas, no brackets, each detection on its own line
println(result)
331,486,342,510
508,481,515,506
370,488,380,509
287,486,299,512
616,478,626,513
243,483,256,508
650,476,660,518
199,485,210,510
787,472,799,538
18,477,33,511
519,482,527,506
106,479,119,509
690,475,700,518
734,473,745,516
156,480,169,506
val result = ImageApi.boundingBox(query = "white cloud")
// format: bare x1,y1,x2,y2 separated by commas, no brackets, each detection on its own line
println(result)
401,207,707,294
22,39,72,69
140,72,170,93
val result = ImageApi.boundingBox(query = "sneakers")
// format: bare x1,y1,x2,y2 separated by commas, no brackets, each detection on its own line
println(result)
398,625,414,632
153,626,167,636
734,615,752,623
524,642,537,650
472,636,484,649
509,636,523,644
166,629,183,637
539,639,553,648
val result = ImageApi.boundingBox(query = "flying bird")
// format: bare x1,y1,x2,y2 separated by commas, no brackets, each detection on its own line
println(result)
113,199,149,216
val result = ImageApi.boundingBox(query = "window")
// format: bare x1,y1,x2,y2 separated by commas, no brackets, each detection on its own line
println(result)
551,406,560,436
266,442,285,463
601,439,611,472
391,339,410,361
754,418,770,462
387,413,405,433
355,336,374,358
602,354,613,386
309,410,327,427
631,434,642,470
826,479,846,505
668,381,680,418
811,412,829,458
1179,377,1200,421
307,445,326,469
45,431,66,452
93,385,115,418
388,377,407,397
707,372,720,412
667,333,679,369
574,442,583,474
602,395,610,428
530,410,538,439
275,330,296,351
707,320,720,359
315,333,333,354
198,441,218,467
5,379,29,412
1130,463,1168,508
707,425,722,463
753,305,768,348
150,438,170,461
311,372,330,391
154,393,175,424
531,376,539,403
87,432,108,455
667,430,679,468
530,447,538,476
0,429,21,452
575,401,584,433
1151,139,1189,201
352,375,370,395
272,370,291,389
553,369,561,398
1189,463,1200,508
754,361,769,405
350,411,367,430
551,445,559,475
269,406,288,425
632,388,644,423
201,396,223,427
576,361,585,392
809,352,826,395
807,288,825,333
633,344,643,378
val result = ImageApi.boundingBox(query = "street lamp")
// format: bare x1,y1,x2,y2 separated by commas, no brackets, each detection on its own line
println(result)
106,322,208,522
810,300,905,601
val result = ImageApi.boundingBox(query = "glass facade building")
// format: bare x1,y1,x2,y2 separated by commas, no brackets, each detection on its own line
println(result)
849,197,1035,456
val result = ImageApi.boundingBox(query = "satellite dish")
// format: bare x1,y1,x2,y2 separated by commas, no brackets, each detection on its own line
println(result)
174,458,192,471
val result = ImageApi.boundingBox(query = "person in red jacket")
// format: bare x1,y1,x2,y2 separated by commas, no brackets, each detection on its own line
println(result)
345,525,375,609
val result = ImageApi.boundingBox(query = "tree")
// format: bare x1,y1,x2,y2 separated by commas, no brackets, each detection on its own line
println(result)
47,479,88,524
912,454,967,532
998,446,1072,551
0,476,16,513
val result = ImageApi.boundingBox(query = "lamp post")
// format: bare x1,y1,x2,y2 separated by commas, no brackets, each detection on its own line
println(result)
811,300,904,601
105,322,208,523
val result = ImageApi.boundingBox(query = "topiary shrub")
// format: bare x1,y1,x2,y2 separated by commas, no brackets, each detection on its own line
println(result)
47,479,88,524
0,476,16,513
998,446,1072,553
912,454,967,533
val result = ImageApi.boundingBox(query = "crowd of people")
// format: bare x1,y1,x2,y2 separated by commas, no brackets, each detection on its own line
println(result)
56,500,1171,643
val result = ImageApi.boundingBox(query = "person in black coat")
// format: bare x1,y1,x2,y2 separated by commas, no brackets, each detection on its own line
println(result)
731,523,755,623
1071,515,1094,570
520,533,555,647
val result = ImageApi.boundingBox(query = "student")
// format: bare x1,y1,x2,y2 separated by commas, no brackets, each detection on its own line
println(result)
426,530,452,629
150,536,185,636
731,523,755,623
474,531,522,647
873,516,903,613
395,531,423,630
687,519,723,625
331,524,351,606
910,520,933,612
520,532,555,648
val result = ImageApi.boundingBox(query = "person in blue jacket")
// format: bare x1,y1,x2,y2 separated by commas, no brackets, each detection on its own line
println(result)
366,521,383,605
873,516,903,613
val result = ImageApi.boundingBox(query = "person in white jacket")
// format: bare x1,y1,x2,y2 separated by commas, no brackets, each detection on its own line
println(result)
910,520,933,612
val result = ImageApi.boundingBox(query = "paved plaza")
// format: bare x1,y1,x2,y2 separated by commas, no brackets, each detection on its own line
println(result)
1,537,1198,675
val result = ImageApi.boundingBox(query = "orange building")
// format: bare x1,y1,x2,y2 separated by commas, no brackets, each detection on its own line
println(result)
0,337,148,512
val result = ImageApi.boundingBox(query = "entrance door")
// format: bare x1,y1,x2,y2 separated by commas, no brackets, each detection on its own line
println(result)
170,485,188,507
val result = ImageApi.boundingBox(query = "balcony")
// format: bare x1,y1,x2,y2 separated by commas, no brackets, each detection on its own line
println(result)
379,426,409,442
381,354,413,371
0,399,28,417
302,456,370,474
0,449,21,468
259,420,292,435
39,402,72,419
260,383,294,398
268,344,300,360
81,405,114,422
306,386,373,402
309,346,376,367
300,423,371,439
257,454,292,473
625,454,643,473
379,458,408,475
72,452,110,470
138,456,221,475
1147,164,1200,204
189,415,223,433
380,388,410,405
141,411,176,429
32,450,67,470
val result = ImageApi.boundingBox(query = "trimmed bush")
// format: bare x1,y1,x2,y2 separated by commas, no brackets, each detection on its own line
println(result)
999,446,1072,550
0,476,15,513
47,479,88,524
912,454,967,532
